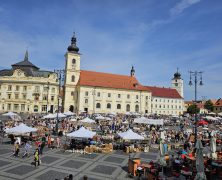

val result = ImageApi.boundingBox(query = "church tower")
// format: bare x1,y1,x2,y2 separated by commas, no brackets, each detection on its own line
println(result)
171,68,184,98
64,33,81,112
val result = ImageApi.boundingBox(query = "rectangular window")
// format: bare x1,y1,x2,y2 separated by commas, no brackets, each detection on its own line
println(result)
85,91,88,96
8,85,12,91
146,96,148,100
85,99,88,104
8,94,11,99
43,87,48,92
23,94,26,100
108,93,111,97
71,91,74,96
42,105,47,112
7,104,11,110
21,104,25,111
127,94,130,99
97,92,100,97
118,94,121,98
35,86,40,92
15,94,19,99
23,86,27,91
43,95,47,100
14,104,19,111
16,85,19,91
51,96,54,101
136,95,139,99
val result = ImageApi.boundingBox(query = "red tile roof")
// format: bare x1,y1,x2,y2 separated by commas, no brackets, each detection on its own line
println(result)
78,70,149,91
214,99,222,107
145,86,183,99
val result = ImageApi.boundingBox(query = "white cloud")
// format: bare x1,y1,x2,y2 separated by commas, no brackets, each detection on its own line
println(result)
170,0,202,16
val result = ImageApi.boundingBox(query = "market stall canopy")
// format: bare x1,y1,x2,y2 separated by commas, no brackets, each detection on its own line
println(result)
43,113,54,119
79,117,95,123
197,120,208,125
208,112,216,115
133,117,163,125
6,123,37,134
95,116,106,120
205,116,218,121
118,129,144,140
64,111,75,116
69,119,77,122
67,126,96,138
2,112,21,121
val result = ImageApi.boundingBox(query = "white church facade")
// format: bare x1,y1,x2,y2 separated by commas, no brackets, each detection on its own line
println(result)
63,34,184,115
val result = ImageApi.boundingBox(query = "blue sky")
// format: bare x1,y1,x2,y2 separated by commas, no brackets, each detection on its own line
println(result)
0,0,222,100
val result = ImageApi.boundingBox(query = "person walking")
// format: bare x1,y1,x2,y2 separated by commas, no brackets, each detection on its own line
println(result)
34,148,40,167
13,142,20,157
56,136,61,148
22,141,32,158
47,134,51,148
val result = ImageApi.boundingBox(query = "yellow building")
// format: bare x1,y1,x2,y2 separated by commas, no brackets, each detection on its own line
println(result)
64,34,184,115
0,51,59,114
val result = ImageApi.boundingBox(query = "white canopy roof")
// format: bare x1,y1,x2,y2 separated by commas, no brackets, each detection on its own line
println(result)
43,113,54,119
205,116,218,121
2,112,21,121
64,111,75,116
208,112,216,115
6,123,37,134
67,126,96,138
134,117,164,125
80,117,95,123
95,116,106,120
69,118,77,122
118,129,144,140
2,112,18,116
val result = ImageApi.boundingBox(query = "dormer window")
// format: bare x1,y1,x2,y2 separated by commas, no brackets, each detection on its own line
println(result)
134,83,138,87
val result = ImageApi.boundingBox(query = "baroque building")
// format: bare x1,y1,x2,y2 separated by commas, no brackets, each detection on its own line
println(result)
0,51,59,114
64,34,184,115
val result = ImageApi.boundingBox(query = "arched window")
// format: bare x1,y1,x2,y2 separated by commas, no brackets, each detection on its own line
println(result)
72,59,76,64
69,105,74,112
96,103,101,109
135,105,139,112
34,105,38,112
71,75,75,82
107,103,111,109
126,104,130,112
117,104,121,109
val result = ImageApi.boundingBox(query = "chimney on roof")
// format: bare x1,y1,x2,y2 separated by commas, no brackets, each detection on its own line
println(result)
130,66,135,77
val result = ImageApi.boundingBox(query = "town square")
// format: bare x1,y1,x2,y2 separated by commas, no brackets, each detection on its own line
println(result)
0,0,222,180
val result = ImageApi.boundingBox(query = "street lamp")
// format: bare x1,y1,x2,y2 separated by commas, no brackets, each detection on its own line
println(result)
189,71,203,145
54,69,65,134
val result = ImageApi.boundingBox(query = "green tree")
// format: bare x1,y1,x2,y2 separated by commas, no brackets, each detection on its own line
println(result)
204,100,213,112
187,104,200,114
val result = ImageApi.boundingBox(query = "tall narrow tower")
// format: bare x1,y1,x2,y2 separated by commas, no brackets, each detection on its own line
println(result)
63,33,81,112
171,68,184,98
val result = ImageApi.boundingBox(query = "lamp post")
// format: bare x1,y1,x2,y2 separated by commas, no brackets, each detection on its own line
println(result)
188,71,203,145
54,69,65,134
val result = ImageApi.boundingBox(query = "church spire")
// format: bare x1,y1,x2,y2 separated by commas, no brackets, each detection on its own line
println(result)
67,32,79,53
130,66,135,77
24,50,29,61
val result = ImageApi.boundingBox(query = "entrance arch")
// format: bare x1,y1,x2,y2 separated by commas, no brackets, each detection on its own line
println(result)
69,105,74,112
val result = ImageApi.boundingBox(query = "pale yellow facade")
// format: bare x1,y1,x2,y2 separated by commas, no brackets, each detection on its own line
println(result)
76,86,152,114
151,97,184,115
0,68,59,114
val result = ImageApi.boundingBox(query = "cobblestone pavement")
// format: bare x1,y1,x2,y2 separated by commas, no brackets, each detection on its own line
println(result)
0,143,160,180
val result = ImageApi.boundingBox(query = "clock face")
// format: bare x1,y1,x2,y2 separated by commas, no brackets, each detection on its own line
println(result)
175,83,178,86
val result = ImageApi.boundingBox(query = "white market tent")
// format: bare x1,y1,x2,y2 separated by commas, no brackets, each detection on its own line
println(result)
64,111,75,116
6,123,37,134
79,117,95,123
218,112,222,116
69,119,77,122
205,116,218,121
67,126,96,139
208,112,216,115
133,117,164,125
118,129,144,140
43,113,54,119
2,112,21,121
95,116,106,120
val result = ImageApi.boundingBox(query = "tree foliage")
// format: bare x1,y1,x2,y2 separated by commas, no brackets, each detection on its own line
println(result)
204,100,213,111
187,104,200,114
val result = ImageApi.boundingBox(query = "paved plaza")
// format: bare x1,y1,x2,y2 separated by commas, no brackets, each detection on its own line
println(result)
0,143,160,180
